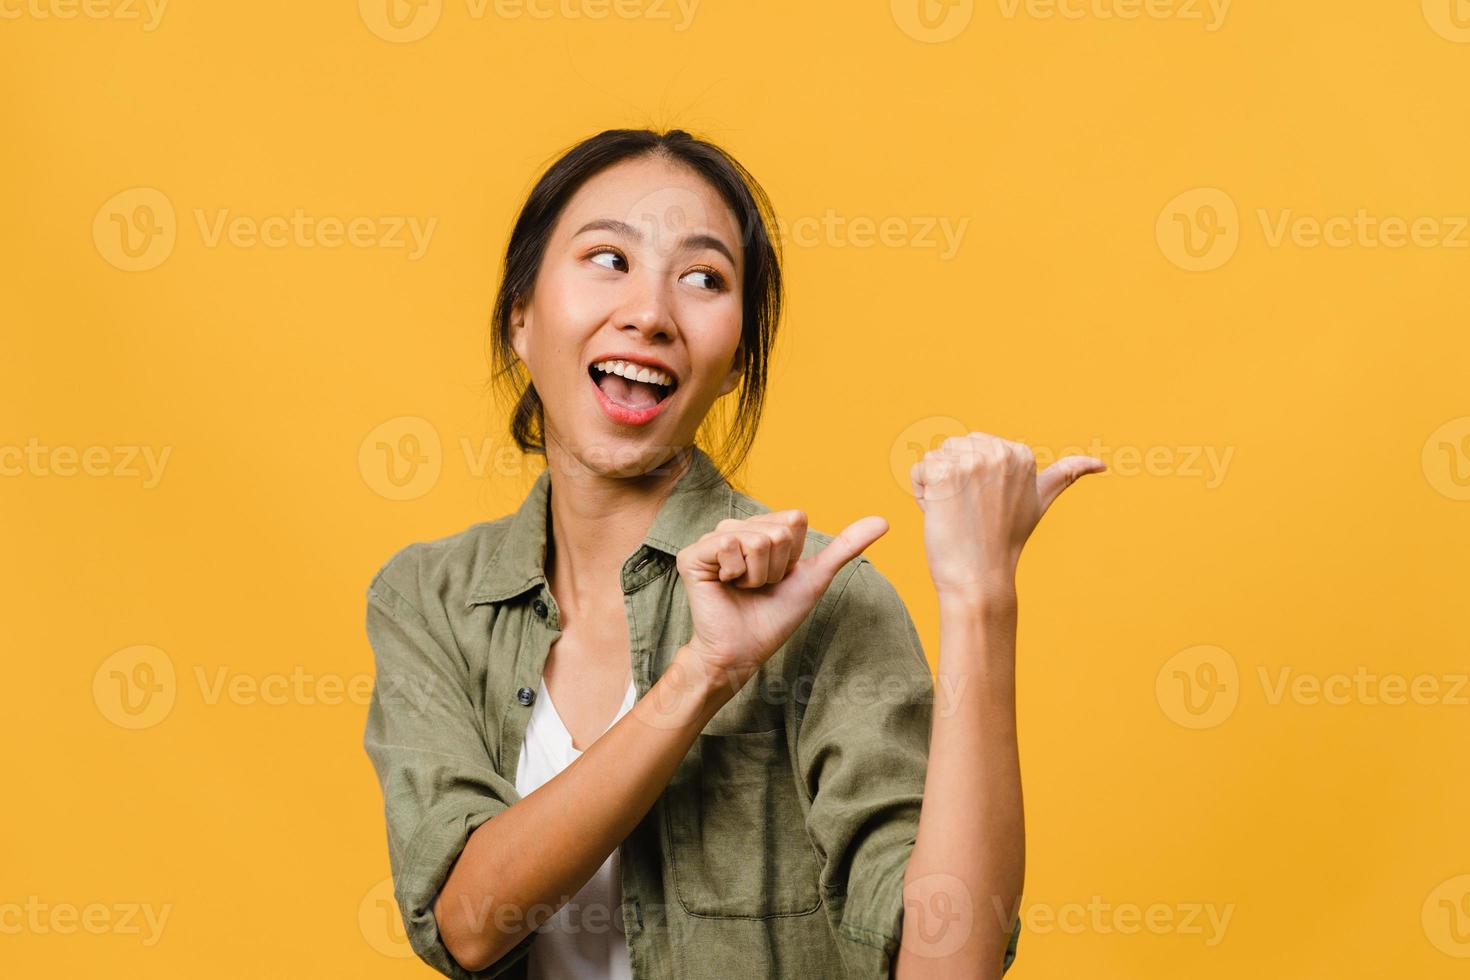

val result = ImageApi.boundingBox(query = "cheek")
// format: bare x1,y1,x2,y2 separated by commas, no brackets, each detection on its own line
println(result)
530,264,604,336
683,304,744,386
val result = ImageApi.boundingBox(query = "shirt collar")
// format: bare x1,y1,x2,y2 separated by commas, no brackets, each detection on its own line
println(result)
465,444,734,606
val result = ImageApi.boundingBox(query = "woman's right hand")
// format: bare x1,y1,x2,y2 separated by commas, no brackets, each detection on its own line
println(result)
672,509,890,695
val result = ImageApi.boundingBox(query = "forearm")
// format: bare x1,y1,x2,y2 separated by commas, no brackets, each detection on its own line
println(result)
436,645,732,972
895,586,1024,980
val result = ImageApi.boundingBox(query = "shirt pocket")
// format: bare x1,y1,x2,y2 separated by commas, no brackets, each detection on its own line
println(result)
663,727,824,919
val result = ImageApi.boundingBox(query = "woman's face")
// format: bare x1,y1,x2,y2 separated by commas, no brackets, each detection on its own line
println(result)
510,155,746,478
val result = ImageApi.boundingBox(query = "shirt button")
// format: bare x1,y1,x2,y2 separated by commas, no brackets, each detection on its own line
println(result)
516,686,536,706
532,599,548,618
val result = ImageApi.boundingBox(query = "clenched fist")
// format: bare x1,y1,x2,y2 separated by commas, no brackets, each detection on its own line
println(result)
910,433,1105,600
675,510,889,693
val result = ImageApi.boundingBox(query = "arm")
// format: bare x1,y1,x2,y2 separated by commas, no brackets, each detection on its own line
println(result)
895,433,1105,979
894,590,1023,979
436,645,731,972
367,512,887,977
444,510,890,971
364,553,729,978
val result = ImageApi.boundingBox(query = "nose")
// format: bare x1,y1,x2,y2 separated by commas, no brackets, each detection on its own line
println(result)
614,268,677,341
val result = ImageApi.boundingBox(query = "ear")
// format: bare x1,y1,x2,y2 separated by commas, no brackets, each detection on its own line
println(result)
717,341,745,396
509,296,528,363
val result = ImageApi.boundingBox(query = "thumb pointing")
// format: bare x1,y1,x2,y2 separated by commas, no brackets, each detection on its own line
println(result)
1037,456,1107,513
805,515,889,587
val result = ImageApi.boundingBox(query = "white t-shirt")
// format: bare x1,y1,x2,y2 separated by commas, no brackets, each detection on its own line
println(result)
515,674,638,980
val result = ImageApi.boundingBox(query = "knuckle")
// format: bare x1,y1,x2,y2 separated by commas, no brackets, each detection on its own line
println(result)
940,435,970,454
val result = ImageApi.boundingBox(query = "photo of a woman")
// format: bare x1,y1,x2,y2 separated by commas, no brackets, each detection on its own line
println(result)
14,6,1456,979
362,128,1103,980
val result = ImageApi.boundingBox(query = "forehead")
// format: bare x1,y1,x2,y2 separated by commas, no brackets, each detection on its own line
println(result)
555,156,744,266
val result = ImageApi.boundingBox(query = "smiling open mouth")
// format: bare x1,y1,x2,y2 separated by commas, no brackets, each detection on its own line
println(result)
588,360,678,411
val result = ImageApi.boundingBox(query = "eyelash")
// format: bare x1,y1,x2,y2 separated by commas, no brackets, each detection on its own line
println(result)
586,246,728,292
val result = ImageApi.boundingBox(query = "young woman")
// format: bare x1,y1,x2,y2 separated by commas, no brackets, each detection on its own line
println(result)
363,128,1103,980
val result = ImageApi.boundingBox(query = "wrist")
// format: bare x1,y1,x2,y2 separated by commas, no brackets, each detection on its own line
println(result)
935,574,1018,619
664,645,739,717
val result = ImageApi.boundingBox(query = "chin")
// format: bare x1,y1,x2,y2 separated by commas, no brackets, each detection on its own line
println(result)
563,438,689,481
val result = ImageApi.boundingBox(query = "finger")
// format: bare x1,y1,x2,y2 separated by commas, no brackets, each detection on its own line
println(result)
800,515,889,589
730,530,772,589
909,462,933,513
1037,455,1107,512
716,534,746,582
745,511,804,582
685,526,763,583
911,453,963,503
782,511,807,575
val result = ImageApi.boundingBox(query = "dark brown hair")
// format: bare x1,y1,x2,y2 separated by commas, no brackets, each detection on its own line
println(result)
487,128,783,486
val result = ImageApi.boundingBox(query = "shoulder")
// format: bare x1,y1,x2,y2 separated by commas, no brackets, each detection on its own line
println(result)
366,516,513,617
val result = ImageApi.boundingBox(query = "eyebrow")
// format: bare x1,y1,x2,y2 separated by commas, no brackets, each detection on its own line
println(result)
573,218,737,269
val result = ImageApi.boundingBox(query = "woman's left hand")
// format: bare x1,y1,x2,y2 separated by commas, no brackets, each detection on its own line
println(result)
910,432,1105,601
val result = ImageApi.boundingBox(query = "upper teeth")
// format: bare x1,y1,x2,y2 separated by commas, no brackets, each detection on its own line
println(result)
594,359,674,387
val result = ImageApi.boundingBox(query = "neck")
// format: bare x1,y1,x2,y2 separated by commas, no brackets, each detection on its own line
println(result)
542,443,692,612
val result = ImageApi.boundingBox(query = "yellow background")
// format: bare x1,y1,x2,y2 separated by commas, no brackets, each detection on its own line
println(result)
3,0,1468,976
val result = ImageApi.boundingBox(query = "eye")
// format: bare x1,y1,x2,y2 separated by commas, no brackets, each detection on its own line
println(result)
681,267,727,291
588,247,627,272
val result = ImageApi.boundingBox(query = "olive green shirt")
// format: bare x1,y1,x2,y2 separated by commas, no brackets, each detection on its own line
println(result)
362,444,1021,979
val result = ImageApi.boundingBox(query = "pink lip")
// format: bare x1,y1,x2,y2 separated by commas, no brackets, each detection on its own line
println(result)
589,372,674,426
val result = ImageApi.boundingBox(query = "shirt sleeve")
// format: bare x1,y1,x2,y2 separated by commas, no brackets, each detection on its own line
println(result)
794,557,1021,978
362,547,535,978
